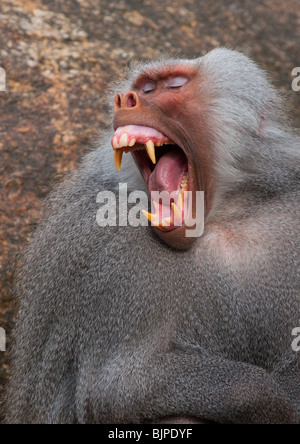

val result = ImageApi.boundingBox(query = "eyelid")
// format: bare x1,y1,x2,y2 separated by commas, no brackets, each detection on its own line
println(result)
165,76,188,89
141,81,156,93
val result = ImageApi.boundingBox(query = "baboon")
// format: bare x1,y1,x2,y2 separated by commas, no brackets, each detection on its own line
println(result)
6,49,300,424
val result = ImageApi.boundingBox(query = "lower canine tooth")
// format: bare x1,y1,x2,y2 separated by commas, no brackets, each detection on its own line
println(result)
177,193,184,211
152,201,159,212
171,202,182,219
146,140,156,164
114,150,123,172
162,217,172,227
142,210,158,224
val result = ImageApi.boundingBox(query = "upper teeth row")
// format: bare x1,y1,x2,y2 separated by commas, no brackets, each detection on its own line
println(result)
112,133,136,149
112,132,174,172
112,133,172,150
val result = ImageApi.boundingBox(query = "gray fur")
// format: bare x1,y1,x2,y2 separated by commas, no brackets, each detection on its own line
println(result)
5,49,300,424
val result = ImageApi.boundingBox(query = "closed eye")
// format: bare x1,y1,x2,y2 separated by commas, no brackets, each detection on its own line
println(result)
141,81,156,94
165,76,188,89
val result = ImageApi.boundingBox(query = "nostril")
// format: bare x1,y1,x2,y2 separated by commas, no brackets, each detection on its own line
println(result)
114,92,138,110
126,93,137,108
114,94,122,109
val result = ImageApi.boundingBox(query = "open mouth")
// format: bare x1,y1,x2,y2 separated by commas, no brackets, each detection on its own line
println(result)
111,125,189,231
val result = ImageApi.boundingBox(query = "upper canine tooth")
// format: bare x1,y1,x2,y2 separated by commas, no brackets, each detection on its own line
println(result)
145,140,156,164
119,133,129,148
114,150,123,172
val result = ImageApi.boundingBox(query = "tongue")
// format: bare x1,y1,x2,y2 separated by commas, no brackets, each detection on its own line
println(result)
148,150,188,195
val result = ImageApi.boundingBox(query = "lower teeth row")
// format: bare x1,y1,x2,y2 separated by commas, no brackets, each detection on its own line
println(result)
180,172,189,191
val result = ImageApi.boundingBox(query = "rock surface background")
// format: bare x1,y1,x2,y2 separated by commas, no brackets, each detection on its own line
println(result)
0,0,299,421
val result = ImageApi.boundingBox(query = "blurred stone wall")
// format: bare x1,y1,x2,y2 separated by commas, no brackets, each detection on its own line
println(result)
0,0,299,421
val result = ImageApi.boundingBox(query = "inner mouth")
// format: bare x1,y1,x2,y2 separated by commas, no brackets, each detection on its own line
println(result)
112,125,189,231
